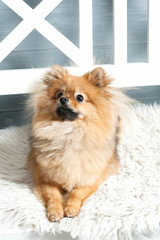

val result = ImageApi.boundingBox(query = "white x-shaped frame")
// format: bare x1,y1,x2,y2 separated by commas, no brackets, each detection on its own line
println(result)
0,0,93,67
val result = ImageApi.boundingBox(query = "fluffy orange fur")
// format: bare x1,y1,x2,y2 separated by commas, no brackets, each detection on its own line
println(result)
27,65,130,221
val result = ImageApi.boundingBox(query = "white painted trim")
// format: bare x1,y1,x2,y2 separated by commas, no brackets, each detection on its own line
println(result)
0,0,160,96
0,20,35,63
0,0,62,62
113,0,127,65
36,20,83,66
1,0,62,19
0,0,93,67
148,0,160,64
0,63,159,95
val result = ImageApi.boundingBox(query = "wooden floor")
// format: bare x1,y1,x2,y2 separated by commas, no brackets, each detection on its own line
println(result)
0,85,160,129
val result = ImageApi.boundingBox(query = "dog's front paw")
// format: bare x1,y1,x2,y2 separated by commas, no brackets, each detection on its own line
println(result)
47,204,64,222
64,203,80,218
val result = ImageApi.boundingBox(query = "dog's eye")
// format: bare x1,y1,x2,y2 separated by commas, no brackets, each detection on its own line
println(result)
75,94,84,103
57,92,63,98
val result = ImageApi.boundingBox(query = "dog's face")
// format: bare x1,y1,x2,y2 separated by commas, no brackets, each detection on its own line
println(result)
35,65,112,122
55,87,87,121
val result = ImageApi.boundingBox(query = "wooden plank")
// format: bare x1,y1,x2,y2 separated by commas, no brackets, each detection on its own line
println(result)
127,0,148,44
23,0,45,9
0,94,28,112
0,111,28,129
79,0,93,66
113,0,127,65
125,85,160,104
128,43,147,63
93,0,113,46
0,11,22,42
0,45,114,70
127,0,148,63
0,48,71,70
0,0,9,9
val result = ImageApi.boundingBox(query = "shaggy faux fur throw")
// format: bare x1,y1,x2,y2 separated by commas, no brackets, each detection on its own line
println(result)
0,104,160,240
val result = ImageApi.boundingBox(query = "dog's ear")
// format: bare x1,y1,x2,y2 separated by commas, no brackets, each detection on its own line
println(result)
43,65,68,86
86,67,112,87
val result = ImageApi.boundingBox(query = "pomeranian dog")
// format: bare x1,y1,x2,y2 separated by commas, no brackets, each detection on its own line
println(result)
27,65,130,222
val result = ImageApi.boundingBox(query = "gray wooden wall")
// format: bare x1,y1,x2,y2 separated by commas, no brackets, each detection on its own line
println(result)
0,0,147,70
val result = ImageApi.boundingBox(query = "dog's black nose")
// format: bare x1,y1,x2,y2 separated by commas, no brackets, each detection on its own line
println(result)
60,97,69,105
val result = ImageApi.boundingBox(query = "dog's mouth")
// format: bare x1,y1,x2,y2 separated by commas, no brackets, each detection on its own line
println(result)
56,106,79,121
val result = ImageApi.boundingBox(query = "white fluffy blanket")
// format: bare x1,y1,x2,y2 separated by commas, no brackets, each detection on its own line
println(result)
0,104,160,240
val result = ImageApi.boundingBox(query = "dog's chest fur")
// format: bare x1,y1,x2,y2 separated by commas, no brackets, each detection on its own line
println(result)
33,121,114,192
